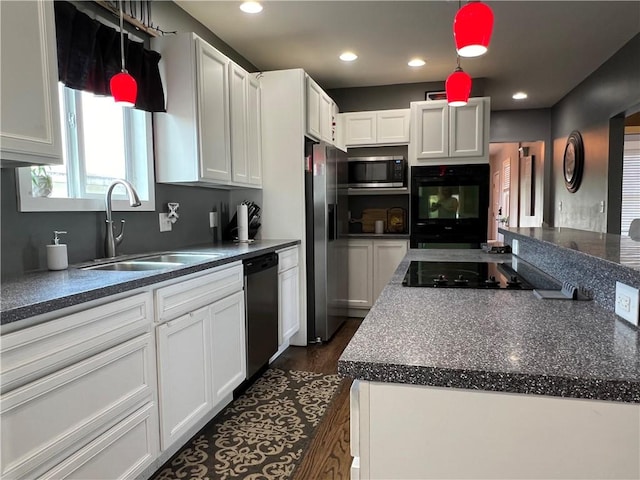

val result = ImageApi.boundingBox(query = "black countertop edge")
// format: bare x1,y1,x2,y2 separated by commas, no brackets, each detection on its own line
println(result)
337,361,640,404
1,240,300,326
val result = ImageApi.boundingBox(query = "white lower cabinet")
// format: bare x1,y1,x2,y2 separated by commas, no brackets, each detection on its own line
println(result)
347,239,408,312
39,402,158,480
346,240,374,309
351,380,640,479
1,262,250,479
277,246,301,346
154,262,246,451
1,331,157,480
372,240,409,301
210,291,246,405
156,307,212,450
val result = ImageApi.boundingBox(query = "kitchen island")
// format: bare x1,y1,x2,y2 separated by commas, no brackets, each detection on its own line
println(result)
338,248,640,479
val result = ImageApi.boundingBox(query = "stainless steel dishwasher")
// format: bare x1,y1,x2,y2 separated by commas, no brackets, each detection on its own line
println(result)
243,252,279,380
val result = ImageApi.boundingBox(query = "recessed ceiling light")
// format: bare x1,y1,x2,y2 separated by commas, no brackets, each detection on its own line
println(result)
240,2,262,14
513,92,528,100
408,58,426,67
339,51,358,62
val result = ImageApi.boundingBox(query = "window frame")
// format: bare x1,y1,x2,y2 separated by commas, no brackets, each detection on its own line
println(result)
16,105,155,212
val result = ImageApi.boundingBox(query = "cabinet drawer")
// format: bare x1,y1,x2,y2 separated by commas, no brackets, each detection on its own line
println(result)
155,262,242,323
277,246,299,273
39,403,158,480
0,334,155,480
1,292,152,393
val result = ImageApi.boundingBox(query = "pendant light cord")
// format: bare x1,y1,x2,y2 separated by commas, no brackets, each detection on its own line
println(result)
119,0,126,72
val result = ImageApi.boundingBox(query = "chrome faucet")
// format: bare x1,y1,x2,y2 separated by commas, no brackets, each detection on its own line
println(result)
105,179,141,257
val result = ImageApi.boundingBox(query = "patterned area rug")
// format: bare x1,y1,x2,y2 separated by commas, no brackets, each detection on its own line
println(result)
153,368,342,480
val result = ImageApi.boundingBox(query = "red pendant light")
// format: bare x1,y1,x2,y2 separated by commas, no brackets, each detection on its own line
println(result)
446,62,472,107
110,0,137,107
453,1,494,58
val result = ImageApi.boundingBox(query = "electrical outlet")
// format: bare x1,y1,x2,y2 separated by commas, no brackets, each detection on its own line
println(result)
159,213,172,232
599,200,605,213
558,201,563,211
615,281,639,326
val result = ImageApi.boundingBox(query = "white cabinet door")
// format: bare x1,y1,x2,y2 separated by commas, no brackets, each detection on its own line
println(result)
229,63,249,184
39,403,158,480
278,266,300,345
449,97,485,157
373,240,408,301
1,335,155,480
247,74,262,185
320,93,333,143
156,307,212,450
377,109,410,144
209,291,246,406
347,240,374,308
412,101,449,160
0,0,62,166
344,112,377,146
306,77,322,141
195,38,231,182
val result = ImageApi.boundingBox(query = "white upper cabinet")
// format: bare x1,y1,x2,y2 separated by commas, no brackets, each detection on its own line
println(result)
306,76,336,144
229,63,249,184
0,0,63,167
247,74,262,185
229,64,262,187
341,109,410,147
153,33,261,188
410,97,489,164
196,38,232,182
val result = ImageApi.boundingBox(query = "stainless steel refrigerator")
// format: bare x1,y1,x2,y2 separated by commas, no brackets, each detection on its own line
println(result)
305,141,349,342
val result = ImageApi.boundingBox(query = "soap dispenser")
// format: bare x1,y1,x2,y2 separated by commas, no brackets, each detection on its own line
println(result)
46,231,68,270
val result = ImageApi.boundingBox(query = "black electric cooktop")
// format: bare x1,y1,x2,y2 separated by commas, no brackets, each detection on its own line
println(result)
402,261,535,289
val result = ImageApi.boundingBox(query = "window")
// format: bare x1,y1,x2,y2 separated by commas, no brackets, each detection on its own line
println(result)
17,83,155,212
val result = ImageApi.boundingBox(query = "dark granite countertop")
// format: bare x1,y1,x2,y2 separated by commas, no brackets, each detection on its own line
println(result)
338,248,640,403
1,240,299,326
502,227,640,271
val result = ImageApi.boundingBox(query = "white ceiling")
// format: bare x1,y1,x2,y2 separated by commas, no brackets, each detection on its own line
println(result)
175,1,640,111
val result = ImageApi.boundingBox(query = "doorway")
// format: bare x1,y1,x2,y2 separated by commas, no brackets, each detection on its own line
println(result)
620,112,640,236
488,141,545,241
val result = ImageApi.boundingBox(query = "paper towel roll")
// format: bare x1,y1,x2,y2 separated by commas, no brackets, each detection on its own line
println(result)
237,204,249,242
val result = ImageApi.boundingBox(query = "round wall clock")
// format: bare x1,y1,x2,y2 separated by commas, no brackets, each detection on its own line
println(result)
563,130,584,193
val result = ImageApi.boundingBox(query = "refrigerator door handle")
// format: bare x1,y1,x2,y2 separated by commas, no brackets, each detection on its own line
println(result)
328,204,336,241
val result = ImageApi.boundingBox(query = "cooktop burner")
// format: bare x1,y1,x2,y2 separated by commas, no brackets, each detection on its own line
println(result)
402,261,535,289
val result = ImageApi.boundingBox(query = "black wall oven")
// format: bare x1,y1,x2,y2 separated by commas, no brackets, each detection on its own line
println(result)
410,164,490,248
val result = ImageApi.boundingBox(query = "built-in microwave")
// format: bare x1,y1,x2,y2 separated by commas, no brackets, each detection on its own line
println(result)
348,156,406,188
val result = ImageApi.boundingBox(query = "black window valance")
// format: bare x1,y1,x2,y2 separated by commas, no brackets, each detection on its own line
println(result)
54,1,165,112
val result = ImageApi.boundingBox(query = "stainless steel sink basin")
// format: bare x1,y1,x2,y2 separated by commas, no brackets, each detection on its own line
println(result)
138,253,223,264
80,252,224,272
83,261,184,272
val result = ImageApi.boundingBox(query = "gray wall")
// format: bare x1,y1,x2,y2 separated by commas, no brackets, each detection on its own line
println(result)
1,169,230,279
0,1,258,278
328,79,485,112
551,33,640,232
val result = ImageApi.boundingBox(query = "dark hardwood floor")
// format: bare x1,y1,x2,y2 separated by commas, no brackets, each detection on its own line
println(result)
271,317,362,480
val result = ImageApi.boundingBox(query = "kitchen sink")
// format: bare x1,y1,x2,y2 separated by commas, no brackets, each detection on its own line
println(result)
83,261,184,272
137,253,224,264
80,252,224,272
